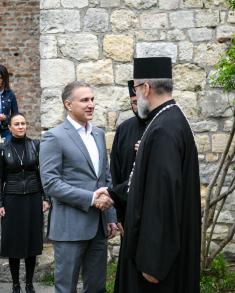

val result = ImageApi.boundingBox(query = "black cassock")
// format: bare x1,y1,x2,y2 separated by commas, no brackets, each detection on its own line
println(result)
110,115,146,224
116,100,201,293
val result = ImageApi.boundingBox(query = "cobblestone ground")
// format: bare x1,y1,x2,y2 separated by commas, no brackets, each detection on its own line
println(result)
0,282,53,292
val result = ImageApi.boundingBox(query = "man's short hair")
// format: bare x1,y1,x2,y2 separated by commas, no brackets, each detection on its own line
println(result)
138,78,173,95
62,81,91,104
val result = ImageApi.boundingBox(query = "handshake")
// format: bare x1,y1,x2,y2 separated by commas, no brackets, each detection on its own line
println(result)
92,187,113,211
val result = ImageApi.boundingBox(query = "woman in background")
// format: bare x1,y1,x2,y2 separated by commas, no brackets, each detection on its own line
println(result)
0,65,18,141
0,113,50,293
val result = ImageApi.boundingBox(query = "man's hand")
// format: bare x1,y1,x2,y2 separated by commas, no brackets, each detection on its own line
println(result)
134,140,141,152
107,223,118,239
93,187,113,211
142,272,159,284
43,200,50,212
0,114,6,121
0,207,5,217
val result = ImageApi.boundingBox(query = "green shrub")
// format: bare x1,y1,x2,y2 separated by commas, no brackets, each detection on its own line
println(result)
227,0,235,9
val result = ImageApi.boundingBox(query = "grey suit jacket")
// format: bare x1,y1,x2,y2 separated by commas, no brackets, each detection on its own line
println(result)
39,119,116,241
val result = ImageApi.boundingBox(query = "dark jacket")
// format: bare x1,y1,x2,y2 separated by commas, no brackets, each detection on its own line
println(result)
0,138,45,207
0,89,18,130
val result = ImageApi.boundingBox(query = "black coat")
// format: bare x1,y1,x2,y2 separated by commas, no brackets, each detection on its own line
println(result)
116,100,201,293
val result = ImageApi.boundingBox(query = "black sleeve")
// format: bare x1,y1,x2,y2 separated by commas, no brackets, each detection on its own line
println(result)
0,144,5,207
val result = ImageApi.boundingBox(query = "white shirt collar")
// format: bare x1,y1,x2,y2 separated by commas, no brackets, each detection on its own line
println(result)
67,115,92,134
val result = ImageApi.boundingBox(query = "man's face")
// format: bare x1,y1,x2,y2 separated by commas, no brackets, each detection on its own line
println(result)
130,96,138,114
134,82,150,119
65,87,95,125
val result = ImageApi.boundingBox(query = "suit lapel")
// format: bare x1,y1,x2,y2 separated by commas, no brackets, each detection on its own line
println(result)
63,120,97,176
92,127,104,178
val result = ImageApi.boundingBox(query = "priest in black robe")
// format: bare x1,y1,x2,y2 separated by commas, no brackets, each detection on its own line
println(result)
110,80,146,225
115,57,201,293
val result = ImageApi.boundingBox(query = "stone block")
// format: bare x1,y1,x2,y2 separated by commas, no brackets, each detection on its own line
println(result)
111,9,138,32
159,0,180,9
57,34,99,60
169,11,194,29
167,29,186,41
205,153,219,162
173,90,199,120
212,133,229,152
107,111,118,131
40,35,57,59
105,132,115,150
180,0,203,8
103,35,134,62
40,59,75,88
100,0,120,6
228,11,235,23
61,0,88,8
76,59,114,85
195,134,211,152
116,110,134,126
178,41,193,61
136,42,177,63
123,0,157,9
217,25,235,41
173,64,206,91
92,105,107,128
209,224,229,241
84,8,109,32
217,210,234,224
191,120,218,132
40,10,80,34
41,88,64,128
135,30,161,41
204,0,227,8
195,10,220,27
188,28,213,42
224,119,233,131
40,0,60,9
194,43,226,67
200,162,218,184
115,63,133,86
140,12,168,29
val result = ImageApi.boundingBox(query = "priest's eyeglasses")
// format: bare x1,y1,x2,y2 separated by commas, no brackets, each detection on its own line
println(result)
132,83,144,94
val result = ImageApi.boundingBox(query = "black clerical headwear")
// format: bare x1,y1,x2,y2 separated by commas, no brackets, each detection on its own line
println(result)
134,57,172,79
128,80,135,97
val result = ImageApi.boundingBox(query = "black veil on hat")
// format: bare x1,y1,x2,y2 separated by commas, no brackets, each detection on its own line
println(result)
134,57,172,79
128,80,135,97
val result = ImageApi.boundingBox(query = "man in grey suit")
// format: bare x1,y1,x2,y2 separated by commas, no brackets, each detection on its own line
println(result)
39,81,117,293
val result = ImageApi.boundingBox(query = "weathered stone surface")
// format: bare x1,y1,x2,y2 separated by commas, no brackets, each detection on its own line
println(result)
195,10,220,27
40,0,60,9
224,243,235,261
159,0,180,9
180,0,203,8
195,134,211,152
140,12,168,29
40,35,57,59
178,41,193,61
116,110,134,126
169,11,194,29
173,90,198,120
100,0,120,6
111,9,138,32
191,120,218,132
90,0,100,6
220,11,227,24
205,153,219,162
93,86,129,111
210,225,229,241
61,0,88,8
217,25,235,40
123,0,157,9
105,131,115,150
92,105,107,128
228,11,235,23
103,35,134,61
84,8,109,32
199,90,233,118
135,30,160,41
173,64,206,91
40,10,80,34
107,111,118,130
41,88,64,128
167,29,186,41
204,0,227,8
194,43,226,66
115,63,133,85
136,42,177,63
40,59,75,88
224,119,233,131
188,28,213,42
217,210,234,224
76,59,114,85
200,162,218,184
57,34,99,60
212,133,229,152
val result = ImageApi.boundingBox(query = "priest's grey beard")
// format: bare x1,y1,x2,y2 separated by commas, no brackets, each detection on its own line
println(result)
137,95,150,119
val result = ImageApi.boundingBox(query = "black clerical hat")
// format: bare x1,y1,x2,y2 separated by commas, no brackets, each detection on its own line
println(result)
134,57,172,79
128,80,135,97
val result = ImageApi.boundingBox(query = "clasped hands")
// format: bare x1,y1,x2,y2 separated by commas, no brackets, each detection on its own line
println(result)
0,114,6,121
93,187,113,211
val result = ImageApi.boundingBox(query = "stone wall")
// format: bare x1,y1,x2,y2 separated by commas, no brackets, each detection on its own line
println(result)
40,0,235,259
0,0,41,138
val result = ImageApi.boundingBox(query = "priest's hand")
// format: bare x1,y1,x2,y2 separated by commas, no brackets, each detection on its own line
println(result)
107,223,118,239
117,222,124,237
142,272,159,284
134,140,141,152
0,207,5,217
93,187,113,211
